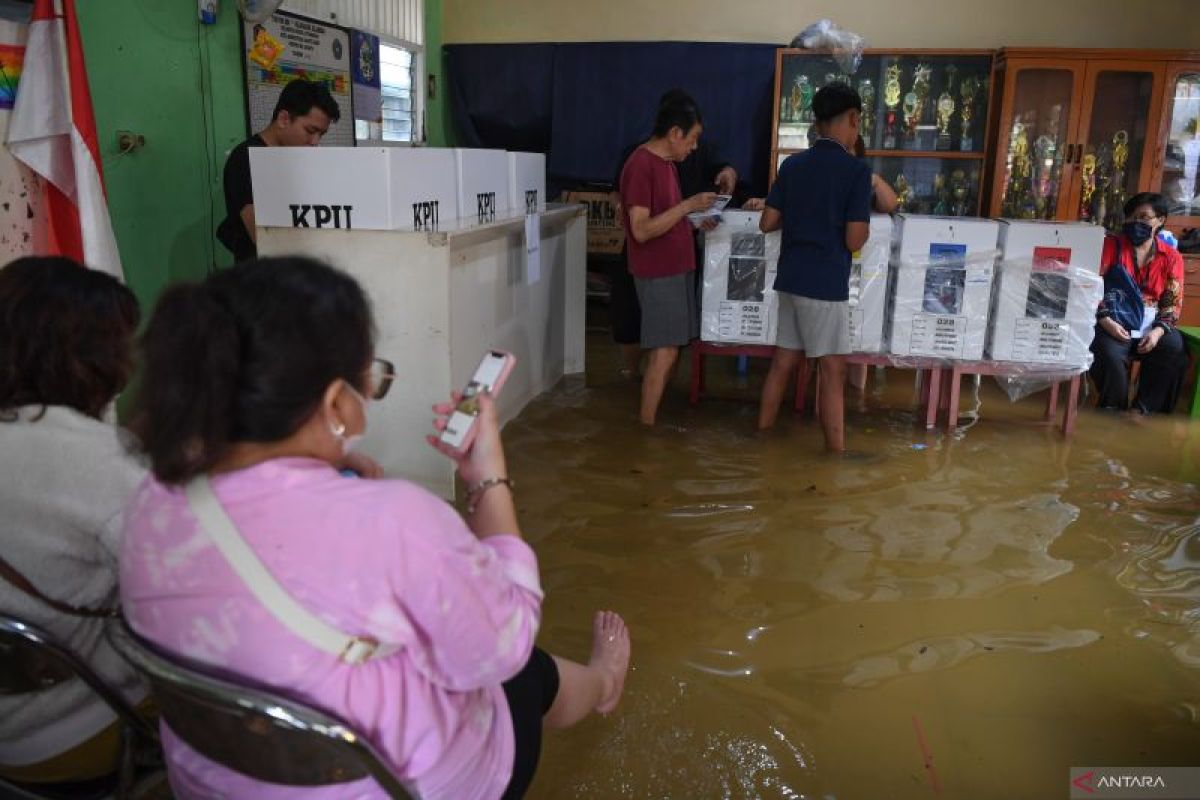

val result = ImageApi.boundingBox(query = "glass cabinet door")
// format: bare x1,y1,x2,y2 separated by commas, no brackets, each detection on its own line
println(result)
1156,70,1200,222
995,65,1079,221
1075,65,1162,229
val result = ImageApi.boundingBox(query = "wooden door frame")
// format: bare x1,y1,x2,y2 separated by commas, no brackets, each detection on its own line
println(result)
1072,59,1167,220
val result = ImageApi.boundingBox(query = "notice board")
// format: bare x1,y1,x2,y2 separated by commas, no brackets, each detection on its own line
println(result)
242,10,355,146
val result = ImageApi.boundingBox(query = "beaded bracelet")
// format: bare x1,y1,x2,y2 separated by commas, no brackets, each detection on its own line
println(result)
465,477,515,514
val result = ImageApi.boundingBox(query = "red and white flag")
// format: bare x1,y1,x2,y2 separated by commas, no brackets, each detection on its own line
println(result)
5,0,122,279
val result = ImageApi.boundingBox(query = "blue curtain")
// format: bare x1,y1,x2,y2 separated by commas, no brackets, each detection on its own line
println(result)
445,42,779,196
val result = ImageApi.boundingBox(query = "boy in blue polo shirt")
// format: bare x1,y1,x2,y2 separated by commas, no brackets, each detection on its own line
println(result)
758,83,872,451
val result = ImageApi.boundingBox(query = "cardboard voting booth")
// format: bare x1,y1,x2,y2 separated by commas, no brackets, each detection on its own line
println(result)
508,152,547,215
250,146,460,231
455,148,511,223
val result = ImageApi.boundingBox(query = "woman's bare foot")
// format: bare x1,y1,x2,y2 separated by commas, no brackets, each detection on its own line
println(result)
590,610,630,714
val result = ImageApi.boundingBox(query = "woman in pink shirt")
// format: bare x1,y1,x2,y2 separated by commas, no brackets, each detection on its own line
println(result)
120,257,630,799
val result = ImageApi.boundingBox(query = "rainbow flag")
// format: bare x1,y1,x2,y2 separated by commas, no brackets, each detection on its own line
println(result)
0,44,23,110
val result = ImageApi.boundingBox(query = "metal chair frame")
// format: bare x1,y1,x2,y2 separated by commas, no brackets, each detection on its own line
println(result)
0,614,157,800
105,618,416,799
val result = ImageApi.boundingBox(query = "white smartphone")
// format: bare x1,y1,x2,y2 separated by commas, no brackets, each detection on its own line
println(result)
438,350,517,452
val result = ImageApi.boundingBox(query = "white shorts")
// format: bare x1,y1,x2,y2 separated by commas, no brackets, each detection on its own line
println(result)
775,293,850,358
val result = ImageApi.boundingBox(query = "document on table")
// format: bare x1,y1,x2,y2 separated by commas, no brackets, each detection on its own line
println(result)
525,214,541,284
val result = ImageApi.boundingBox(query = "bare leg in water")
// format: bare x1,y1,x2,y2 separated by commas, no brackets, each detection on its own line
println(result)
758,347,803,429
621,344,643,380
545,611,632,728
640,347,679,425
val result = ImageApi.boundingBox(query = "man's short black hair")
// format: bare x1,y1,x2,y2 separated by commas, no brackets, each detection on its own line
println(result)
1123,191,1170,220
812,82,862,123
272,79,341,124
659,88,692,108
653,91,702,138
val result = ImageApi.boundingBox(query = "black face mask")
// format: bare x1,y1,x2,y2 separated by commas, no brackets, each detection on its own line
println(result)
1123,220,1155,246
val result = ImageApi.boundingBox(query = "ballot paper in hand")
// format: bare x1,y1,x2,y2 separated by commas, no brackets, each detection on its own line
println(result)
688,194,732,226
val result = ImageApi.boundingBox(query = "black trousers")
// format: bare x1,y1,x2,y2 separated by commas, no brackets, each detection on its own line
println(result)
1089,325,1187,413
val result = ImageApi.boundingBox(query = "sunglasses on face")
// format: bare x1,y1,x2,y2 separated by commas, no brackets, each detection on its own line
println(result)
366,357,396,400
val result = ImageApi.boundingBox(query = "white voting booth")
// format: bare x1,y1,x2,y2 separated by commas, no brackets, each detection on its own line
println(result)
251,147,583,499
987,220,1104,366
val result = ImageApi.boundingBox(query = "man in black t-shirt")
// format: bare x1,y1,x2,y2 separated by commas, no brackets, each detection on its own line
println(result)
217,79,341,263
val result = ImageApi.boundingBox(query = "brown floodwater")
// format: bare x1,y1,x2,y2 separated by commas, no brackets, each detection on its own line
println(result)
506,327,1200,799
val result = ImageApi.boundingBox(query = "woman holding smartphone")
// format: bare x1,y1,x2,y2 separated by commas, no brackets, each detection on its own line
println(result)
120,256,630,800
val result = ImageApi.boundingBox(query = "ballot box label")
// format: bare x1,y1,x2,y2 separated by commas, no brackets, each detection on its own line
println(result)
909,314,966,358
718,301,771,343
1011,319,1069,363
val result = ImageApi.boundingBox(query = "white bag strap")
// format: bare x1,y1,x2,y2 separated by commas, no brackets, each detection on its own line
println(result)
185,475,399,664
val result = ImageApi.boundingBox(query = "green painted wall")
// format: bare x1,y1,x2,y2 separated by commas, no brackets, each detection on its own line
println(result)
76,1,246,312
424,0,454,146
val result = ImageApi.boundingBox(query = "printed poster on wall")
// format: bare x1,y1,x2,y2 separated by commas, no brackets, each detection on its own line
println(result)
0,20,41,264
242,10,355,146
351,30,381,123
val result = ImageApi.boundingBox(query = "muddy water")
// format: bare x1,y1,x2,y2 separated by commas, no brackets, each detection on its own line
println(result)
504,333,1200,799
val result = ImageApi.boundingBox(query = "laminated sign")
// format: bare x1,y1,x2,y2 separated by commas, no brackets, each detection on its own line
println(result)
910,243,969,357
718,233,772,342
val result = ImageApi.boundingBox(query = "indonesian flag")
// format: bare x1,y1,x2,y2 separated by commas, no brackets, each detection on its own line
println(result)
5,0,122,279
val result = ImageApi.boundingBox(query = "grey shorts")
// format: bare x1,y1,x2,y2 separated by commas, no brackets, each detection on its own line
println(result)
775,293,850,358
634,271,698,349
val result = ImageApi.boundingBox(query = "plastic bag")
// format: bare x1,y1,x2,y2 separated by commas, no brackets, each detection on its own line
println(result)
701,212,781,346
790,19,866,75
986,255,1102,401
888,248,1001,361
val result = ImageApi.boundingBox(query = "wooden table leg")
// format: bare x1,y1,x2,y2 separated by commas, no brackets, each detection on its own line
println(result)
1044,381,1060,422
946,367,962,433
925,368,941,429
1062,375,1081,436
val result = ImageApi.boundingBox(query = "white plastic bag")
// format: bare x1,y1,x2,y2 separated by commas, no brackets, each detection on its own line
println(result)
790,19,866,75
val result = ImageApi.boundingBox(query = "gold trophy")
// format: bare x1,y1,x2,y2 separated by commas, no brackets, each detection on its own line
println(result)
1003,122,1033,218
950,169,969,216
936,66,957,151
790,77,802,123
895,173,911,212
1106,130,1129,229
858,79,875,143
959,77,981,151
883,63,902,149
933,173,949,215
903,63,933,143
1079,153,1097,221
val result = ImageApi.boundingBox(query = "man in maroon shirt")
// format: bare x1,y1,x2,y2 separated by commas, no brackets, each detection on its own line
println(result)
619,94,715,425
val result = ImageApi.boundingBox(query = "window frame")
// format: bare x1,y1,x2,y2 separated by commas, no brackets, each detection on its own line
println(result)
354,35,425,146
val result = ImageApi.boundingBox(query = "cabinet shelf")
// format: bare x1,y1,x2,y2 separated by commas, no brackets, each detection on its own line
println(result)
770,48,996,217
